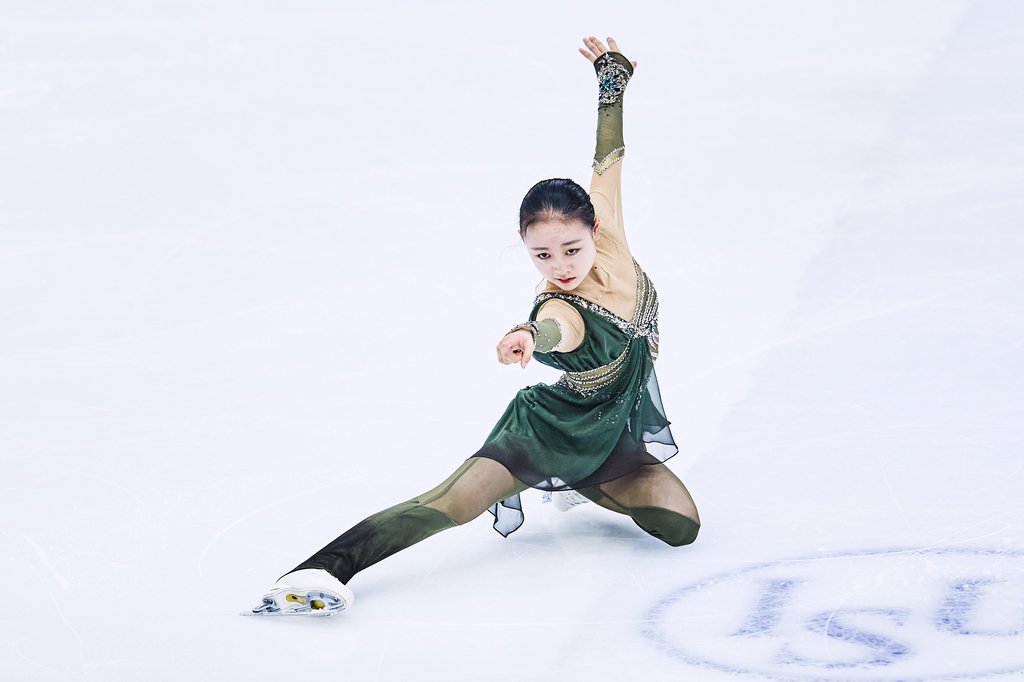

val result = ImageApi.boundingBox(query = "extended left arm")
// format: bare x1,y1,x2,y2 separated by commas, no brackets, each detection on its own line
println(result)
579,36,636,244
591,48,634,176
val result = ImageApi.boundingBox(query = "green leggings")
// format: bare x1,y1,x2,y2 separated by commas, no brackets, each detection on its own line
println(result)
288,458,699,584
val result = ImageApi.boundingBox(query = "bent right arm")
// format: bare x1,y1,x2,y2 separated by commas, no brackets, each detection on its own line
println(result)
496,300,585,367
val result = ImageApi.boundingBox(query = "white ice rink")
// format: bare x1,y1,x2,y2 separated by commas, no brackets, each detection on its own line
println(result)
2,1,1022,680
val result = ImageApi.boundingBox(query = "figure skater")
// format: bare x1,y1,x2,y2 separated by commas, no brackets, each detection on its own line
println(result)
249,35,700,617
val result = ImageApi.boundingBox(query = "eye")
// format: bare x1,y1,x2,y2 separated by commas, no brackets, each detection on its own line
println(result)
566,248,580,256
536,253,550,260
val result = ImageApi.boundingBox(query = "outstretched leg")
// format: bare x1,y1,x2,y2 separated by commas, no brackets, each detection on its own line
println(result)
578,464,700,547
288,457,526,584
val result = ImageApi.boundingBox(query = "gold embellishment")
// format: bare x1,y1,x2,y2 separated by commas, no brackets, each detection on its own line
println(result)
535,261,658,340
556,343,633,397
538,261,662,396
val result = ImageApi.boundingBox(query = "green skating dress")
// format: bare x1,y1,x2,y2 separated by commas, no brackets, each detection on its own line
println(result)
472,259,678,536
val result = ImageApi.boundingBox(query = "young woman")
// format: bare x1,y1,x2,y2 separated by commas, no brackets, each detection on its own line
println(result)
249,36,700,617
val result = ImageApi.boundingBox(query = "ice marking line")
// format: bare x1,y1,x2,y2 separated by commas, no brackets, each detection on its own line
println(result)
15,644,65,677
938,518,1014,545
20,535,87,669
869,428,922,541
196,472,380,578
22,533,71,592
694,278,987,381
74,470,155,529
374,610,406,682
933,523,1018,550
819,605,841,653
45,587,87,667
685,0,984,387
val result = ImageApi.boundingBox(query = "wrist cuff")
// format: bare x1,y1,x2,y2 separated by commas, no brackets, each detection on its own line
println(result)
593,52,633,106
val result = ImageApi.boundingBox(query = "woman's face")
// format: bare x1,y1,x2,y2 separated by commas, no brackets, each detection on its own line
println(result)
522,218,600,291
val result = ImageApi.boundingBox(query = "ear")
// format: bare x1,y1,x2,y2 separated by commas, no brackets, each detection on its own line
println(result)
593,215,601,241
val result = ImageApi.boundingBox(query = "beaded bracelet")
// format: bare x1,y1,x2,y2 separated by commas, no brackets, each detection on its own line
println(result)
506,322,539,340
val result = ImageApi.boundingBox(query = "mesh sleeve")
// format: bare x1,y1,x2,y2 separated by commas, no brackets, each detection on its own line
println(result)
592,51,634,174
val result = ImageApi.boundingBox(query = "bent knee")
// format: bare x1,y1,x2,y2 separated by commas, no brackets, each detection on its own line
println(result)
631,507,700,547
661,518,700,547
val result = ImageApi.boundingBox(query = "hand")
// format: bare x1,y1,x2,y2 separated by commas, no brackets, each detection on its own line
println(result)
496,330,535,368
579,36,638,71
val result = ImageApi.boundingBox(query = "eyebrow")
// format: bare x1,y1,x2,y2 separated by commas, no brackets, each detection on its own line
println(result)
530,239,583,251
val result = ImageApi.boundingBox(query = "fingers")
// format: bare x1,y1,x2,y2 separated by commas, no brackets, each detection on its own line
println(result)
580,36,632,67
496,337,513,364
520,334,535,367
496,331,534,367
580,35,606,62
516,337,534,368
497,342,517,365
496,331,537,367
579,37,598,62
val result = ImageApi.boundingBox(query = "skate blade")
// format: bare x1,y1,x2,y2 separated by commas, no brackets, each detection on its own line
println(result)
240,609,337,618
242,588,348,618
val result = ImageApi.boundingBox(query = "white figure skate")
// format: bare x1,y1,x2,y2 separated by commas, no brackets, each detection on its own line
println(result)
542,489,590,512
244,568,354,618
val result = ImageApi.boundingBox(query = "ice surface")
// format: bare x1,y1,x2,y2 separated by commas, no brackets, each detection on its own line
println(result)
1,1,1022,680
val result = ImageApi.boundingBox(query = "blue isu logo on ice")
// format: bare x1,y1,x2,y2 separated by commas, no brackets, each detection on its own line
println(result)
643,547,1024,681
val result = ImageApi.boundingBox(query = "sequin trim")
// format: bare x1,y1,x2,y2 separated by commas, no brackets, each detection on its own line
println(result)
593,146,625,175
537,261,661,396
594,53,633,106
556,342,633,397
535,261,658,340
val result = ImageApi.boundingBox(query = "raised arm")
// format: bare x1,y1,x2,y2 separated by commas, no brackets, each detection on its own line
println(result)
579,36,636,245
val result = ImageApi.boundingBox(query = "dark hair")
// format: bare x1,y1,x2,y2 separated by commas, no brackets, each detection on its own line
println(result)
518,178,596,239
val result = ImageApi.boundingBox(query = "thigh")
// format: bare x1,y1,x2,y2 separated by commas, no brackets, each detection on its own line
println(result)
417,457,527,525
596,464,700,522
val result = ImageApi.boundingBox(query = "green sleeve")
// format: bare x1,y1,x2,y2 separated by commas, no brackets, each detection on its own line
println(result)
506,319,563,353
533,318,563,353
592,51,634,174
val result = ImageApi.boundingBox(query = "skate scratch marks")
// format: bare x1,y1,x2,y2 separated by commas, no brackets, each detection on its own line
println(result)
22,533,71,592
374,619,404,682
694,278,986,381
21,533,87,669
77,469,155,531
869,435,922,541
196,474,378,578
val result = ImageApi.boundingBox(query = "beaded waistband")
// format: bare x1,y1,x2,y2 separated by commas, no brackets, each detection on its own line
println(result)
555,342,634,398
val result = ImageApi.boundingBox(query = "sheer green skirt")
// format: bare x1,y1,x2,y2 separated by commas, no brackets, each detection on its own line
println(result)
472,333,677,536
